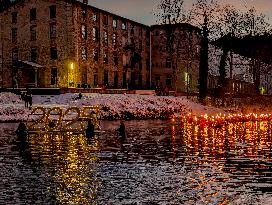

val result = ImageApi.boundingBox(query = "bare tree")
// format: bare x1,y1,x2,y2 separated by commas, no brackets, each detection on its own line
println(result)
155,0,219,102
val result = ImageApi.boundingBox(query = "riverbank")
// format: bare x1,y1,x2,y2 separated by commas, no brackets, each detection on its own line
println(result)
0,92,233,122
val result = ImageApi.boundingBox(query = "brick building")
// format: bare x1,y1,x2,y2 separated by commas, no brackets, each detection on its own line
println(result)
151,24,201,94
0,0,150,89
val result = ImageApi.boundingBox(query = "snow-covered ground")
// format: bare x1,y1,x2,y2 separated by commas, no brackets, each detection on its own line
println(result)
0,92,230,122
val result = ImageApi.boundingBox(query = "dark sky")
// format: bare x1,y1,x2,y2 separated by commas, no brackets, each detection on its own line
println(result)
90,0,272,25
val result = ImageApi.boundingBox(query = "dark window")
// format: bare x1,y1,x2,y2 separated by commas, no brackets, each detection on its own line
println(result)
50,23,56,39
103,15,108,25
114,71,118,88
113,19,117,28
82,7,87,18
51,67,58,85
146,59,150,69
93,73,98,86
113,53,118,66
166,78,172,86
123,72,127,88
155,75,160,81
12,28,17,43
93,48,98,61
12,12,17,23
104,70,108,86
139,74,142,88
12,48,18,64
50,47,58,59
139,28,142,36
139,40,142,51
49,5,56,19
31,48,37,62
166,58,172,68
30,8,36,21
30,26,36,41
122,21,126,30
139,61,142,70
131,27,134,35
130,72,135,88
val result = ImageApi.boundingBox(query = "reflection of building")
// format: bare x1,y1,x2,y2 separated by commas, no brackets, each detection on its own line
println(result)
0,0,150,88
151,24,201,93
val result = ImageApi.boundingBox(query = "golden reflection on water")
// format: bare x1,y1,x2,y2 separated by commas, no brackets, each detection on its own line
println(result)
182,120,272,160
27,132,101,205
178,120,272,204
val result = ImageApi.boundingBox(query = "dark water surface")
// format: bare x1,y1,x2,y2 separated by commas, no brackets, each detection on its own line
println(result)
1,120,272,205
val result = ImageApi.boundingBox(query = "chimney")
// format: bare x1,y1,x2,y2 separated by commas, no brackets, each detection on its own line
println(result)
83,0,88,4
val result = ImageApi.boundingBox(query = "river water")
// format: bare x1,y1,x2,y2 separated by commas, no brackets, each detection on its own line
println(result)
0,120,272,205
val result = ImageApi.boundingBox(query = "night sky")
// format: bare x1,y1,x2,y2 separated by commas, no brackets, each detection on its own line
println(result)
90,0,272,25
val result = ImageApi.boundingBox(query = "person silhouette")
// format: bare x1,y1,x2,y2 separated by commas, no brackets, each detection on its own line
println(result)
117,121,126,144
86,119,95,138
15,122,28,142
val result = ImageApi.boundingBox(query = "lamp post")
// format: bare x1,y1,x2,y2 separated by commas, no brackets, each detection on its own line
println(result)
67,62,74,88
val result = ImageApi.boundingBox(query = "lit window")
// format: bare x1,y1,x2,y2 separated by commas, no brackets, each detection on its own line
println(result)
113,19,117,28
113,33,117,46
93,27,98,41
122,21,126,30
184,72,190,87
104,31,108,44
81,24,87,39
93,13,97,21
103,51,108,64
93,48,98,61
81,47,87,60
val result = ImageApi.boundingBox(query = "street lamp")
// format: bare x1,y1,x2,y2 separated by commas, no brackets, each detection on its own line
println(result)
67,62,74,88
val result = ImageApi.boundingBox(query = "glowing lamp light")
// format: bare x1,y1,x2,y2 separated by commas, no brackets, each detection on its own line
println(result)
70,63,74,70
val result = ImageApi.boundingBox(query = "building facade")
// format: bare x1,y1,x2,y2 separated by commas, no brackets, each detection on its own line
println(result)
151,24,201,94
0,0,150,89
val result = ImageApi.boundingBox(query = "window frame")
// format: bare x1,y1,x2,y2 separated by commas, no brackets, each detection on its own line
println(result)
49,5,56,19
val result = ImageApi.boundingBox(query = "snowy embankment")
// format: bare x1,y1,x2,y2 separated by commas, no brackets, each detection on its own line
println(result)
0,92,228,122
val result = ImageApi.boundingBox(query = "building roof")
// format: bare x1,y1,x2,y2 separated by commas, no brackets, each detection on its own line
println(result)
17,60,44,68
75,0,150,28
1,0,150,28
213,34,272,64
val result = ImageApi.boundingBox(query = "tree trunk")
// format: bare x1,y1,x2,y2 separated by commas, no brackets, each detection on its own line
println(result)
198,16,209,103
252,58,261,94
